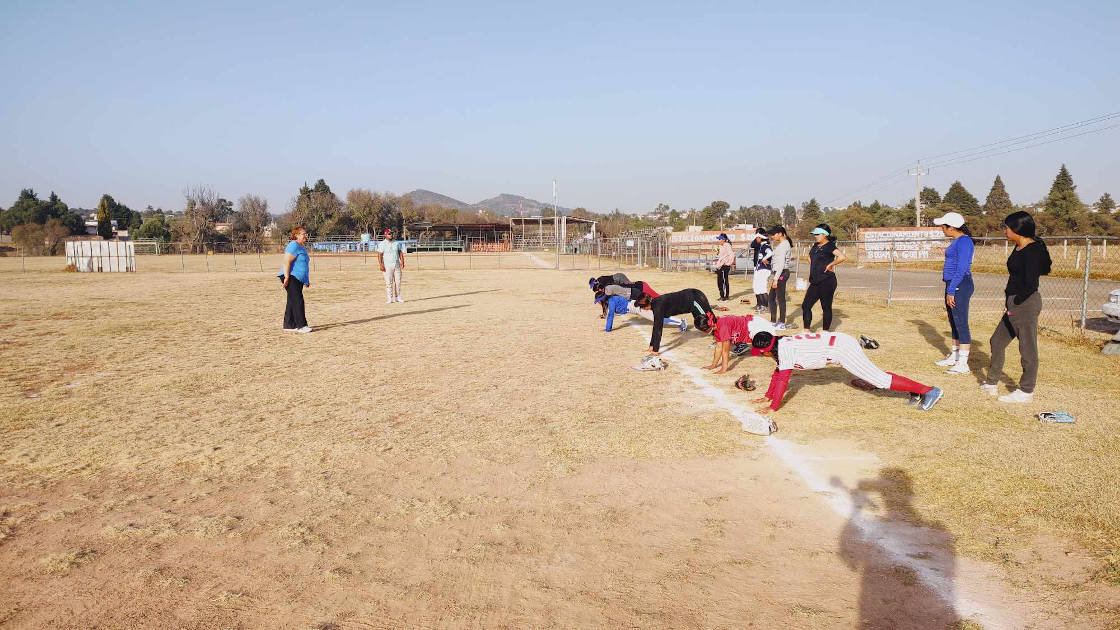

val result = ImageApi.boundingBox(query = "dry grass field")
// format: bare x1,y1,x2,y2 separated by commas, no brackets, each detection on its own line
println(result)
1,262,1119,629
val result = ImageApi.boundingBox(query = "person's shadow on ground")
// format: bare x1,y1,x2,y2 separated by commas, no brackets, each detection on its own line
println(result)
834,469,965,629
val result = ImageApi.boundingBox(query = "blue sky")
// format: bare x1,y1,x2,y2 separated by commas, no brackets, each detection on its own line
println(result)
2,0,1117,214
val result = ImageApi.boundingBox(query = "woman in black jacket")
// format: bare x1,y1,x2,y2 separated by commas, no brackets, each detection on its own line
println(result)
982,211,1052,403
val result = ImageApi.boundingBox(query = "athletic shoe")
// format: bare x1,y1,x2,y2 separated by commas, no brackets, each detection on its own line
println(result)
633,355,668,371
386,298,393,304
998,389,1033,403
918,386,943,411
283,327,299,332
679,320,688,332
980,383,998,396
935,353,958,367
396,296,404,302
772,322,787,330
905,393,921,406
945,363,971,375
730,342,750,357
296,326,312,333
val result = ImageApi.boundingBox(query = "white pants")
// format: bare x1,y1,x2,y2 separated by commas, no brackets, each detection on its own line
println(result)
832,335,892,389
383,266,402,300
752,269,771,296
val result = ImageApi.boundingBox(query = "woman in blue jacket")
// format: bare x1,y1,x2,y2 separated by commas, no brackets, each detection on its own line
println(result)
932,212,974,373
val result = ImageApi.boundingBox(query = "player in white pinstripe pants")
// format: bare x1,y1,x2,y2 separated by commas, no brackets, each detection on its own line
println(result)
746,332,943,412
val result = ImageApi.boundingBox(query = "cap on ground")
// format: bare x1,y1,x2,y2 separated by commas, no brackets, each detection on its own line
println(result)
933,212,965,228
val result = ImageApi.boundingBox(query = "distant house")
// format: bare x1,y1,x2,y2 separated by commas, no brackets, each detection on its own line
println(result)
84,219,119,236
214,222,232,234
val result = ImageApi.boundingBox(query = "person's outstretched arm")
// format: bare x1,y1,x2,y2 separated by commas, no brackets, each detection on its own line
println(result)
754,369,792,411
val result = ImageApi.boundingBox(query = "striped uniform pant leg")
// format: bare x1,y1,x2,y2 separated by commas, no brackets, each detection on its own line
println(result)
835,336,891,389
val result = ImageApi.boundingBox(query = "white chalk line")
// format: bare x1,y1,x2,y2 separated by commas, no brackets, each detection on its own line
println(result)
629,325,1016,630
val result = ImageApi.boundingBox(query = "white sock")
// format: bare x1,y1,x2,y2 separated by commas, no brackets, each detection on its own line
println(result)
950,346,959,360
958,350,969,362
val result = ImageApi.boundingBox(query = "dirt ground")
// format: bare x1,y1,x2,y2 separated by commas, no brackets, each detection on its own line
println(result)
1,265,1118,629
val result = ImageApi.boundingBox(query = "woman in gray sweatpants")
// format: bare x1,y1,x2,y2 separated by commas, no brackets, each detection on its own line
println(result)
983,211,1052,403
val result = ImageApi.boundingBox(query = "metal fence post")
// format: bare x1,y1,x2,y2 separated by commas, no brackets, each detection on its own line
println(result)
887,241,895,306
232,243,237,271
257,247,263,272
1081,237,1091,330
179,243,185,271
21,246,26,272
793,241,801,282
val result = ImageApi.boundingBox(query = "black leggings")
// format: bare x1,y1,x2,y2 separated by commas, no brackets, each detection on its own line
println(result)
281,277,308,329
802,275,837,331
768,270,789,323
716,265,731,299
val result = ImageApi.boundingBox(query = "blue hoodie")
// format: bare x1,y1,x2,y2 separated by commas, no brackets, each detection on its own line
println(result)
604,295,632,331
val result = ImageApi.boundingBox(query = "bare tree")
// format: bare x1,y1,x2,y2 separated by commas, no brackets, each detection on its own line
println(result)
173,185,219,252
231,194,270,247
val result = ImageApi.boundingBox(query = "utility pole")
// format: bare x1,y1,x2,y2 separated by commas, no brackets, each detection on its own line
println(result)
909,161,929,227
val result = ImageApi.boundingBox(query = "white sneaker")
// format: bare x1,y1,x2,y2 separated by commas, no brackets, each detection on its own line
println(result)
283,327,299,332
296,326,312,333
945,362,971,375
395,296,404,303
935,353,958,367
386,298,393,304
998,389,1033,403
980,383,998,396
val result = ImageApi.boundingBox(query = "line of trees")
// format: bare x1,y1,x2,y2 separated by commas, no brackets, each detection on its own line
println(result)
579,164,1118,239
3,165,1117,253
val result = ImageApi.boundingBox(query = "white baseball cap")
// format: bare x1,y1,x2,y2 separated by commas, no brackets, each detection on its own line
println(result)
933,212,965,228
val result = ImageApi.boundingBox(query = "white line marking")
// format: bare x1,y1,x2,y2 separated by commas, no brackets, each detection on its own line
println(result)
630,326,1017,629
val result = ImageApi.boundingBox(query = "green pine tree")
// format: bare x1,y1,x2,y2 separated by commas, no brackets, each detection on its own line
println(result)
919,187,941,208
1096,192,1115,213
943,181,980,216
1044,164,1087,233
983,175,1013,217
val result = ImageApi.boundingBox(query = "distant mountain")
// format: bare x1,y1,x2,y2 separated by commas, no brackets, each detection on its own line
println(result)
473,193,570,217
404,189,473,211
404,189,571,217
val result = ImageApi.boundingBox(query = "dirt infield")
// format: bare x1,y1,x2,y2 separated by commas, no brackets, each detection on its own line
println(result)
2,267,1118,628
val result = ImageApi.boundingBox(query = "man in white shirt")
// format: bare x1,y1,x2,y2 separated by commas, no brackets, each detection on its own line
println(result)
376,228,407,303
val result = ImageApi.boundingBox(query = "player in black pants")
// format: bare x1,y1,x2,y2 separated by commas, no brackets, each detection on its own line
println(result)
635,288,714,355
801,224,846,331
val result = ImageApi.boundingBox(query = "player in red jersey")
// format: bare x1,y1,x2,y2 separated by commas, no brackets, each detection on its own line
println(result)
747,331,943,412
701,313,776,374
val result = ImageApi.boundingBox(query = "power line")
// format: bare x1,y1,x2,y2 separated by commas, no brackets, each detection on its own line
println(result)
821,169,910,206
823,109,1120,207
919,110,1120,163
924,121,1120,170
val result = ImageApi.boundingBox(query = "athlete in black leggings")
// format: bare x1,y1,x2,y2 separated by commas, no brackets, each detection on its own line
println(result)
636,288,714,354
766,225,792,328
801,223,846,331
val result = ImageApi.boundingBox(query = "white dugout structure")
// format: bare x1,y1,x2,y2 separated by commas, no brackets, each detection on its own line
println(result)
65,241,136,272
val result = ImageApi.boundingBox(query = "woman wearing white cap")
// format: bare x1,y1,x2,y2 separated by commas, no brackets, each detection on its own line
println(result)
932,212,974,374
801,223,846,331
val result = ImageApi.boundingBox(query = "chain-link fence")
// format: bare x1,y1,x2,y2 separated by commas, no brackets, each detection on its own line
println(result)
771,236,1119,340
